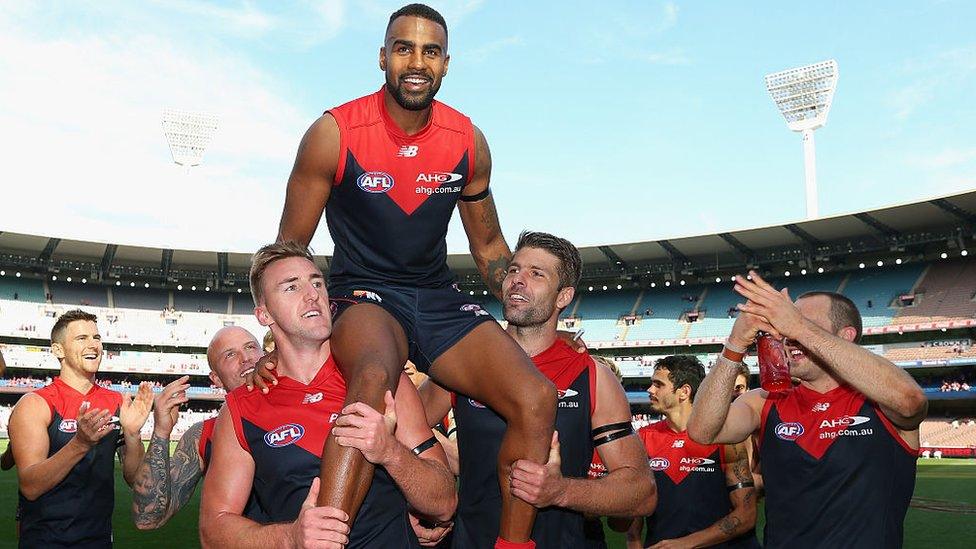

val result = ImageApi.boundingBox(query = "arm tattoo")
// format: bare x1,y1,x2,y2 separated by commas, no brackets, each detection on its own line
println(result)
132,423,203,529
718,516,741,537
485,255,509,298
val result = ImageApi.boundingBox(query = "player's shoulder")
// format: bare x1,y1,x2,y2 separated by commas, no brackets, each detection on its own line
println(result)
328,89,383,129
431,98,474,134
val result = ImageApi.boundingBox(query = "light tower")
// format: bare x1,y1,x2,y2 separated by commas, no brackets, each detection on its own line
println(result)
764,60,838,219
161,109,219,167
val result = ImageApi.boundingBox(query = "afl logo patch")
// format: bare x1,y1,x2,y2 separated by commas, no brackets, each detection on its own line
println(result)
357,171,394,193
59,419,78,433
649,457,670,471
265,423,305,447
775,422,804,441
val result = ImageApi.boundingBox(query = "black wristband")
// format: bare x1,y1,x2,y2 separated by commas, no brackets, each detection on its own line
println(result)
412,436,439,456
727,481,755,492
593,428,634,447
458,188,490,202
591,421,634,437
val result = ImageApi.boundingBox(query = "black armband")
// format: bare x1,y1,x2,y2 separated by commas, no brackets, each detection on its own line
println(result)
412,436,439,456
726,481,755,492
591,421,635,448
458,187,490,202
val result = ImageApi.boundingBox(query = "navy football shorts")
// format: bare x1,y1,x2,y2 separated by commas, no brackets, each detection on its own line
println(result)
328,281,496,373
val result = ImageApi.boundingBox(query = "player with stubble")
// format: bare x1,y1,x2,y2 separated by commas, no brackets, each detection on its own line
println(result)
420,231,656,548
273,4,555,548
688,273,927,548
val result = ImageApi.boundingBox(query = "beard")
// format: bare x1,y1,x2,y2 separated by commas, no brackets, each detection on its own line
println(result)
504,302,556,328
386,71,440,111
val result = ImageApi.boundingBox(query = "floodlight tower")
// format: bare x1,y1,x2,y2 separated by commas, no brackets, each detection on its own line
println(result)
161,109,219,168
764,60,838,219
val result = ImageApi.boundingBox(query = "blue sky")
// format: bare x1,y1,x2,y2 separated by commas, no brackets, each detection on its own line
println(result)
1,1,974,254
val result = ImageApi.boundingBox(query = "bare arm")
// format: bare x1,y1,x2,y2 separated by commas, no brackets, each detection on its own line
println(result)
734,272,927,432
335,375,457,522
118,383,154,487
277,114,340,246
132,423,204,530
688,357,765,446
418,378,453,428
200,408,298,548
457,125,511,300
10,394,113,501
512,363,657,516
668,443,757,548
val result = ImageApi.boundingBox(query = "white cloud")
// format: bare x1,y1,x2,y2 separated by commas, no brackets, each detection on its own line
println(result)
0,8,311,253
465,35,523,62
153,0,276,36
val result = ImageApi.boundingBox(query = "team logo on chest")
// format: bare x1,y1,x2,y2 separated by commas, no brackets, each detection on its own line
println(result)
59,419,78,433
397,145,419,157
649,457,670,471
265,423,305,447
357,171,395,193
775,422,805,441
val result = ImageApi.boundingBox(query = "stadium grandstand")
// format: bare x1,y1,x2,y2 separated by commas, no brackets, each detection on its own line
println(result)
2,190,975,459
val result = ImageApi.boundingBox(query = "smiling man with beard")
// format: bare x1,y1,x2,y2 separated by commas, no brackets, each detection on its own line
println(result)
420,231,655,548
273,4,556,547
130,326,264,530
688,275,927,548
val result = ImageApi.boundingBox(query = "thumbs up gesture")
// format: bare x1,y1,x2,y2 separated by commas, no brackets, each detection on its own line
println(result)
511,431,566,508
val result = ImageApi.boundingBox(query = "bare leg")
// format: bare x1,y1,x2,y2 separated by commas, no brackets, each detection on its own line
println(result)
429,322,556,543
318,304,408,518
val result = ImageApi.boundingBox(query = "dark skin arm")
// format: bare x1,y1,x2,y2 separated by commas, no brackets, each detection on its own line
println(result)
458,125,511,301
277,114,340,246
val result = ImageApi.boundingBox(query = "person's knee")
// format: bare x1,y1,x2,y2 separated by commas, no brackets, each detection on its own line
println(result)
344,361,398,392
510,374,556,427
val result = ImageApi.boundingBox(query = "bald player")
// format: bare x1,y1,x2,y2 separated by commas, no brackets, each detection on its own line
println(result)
130,326,263,529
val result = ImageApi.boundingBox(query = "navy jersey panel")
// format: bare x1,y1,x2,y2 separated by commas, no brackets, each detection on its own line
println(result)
452,341,595,549
326,87,475,288
198,416,216,474
329,282,495,372
225,357,418,548
638,423,759,549
18,377,122,549
759,384,917,549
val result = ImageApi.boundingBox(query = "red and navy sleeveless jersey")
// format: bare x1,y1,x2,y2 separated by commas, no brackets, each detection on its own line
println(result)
198,416,216,474
638,422,759,548
225,355,418,548
18,377,123,548
452,340,597,549
758,384,916,548
326,87,476,288
582,451,609,548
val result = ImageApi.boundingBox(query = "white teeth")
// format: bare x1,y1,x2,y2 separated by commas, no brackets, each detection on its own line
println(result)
510,294,528,302
239,367,255,378
303,311,320,318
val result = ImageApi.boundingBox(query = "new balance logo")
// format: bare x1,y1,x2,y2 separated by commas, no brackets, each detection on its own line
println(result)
397,145,419,157
303,392,323,404
812,402,830,412
672,439,685,448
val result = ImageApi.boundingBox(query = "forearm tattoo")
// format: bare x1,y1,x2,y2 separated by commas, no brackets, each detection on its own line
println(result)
718,516,741,537
132,434,172,528
132,423,203,529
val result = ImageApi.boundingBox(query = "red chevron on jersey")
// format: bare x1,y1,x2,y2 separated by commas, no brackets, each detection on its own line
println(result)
638,421,725,485
331,87,474,216
227,355,348,458
759,383,880,460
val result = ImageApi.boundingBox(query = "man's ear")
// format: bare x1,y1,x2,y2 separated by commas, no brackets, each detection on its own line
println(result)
209,371,223,390
255,305,274,328
555,286,575,310
379,47,387,71
51,342,65,360
838,326,857,343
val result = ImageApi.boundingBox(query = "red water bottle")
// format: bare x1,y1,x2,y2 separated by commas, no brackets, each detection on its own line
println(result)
757,333,792,393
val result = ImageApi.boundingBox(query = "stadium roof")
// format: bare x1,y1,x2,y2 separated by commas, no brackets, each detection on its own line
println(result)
1,189,974,290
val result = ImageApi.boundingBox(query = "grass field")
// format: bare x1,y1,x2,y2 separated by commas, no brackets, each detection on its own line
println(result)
1,439,974,548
